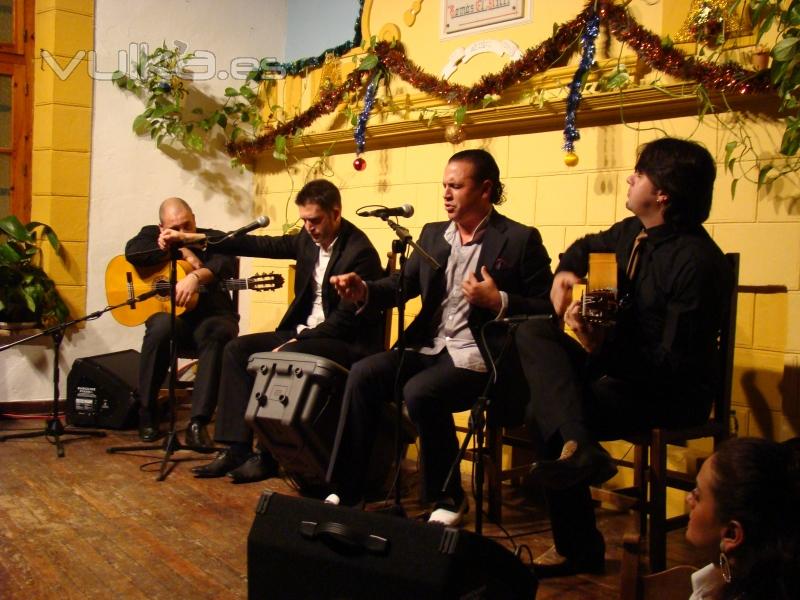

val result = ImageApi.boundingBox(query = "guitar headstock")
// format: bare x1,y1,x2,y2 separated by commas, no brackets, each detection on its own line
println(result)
247,272,285,292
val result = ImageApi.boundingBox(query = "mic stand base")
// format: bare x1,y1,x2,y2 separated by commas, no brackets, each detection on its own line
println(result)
0,329,106,458
106,432,220,481
0,417,107,459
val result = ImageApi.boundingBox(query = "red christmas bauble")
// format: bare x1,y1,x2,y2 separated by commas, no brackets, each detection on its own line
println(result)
353,157,367,171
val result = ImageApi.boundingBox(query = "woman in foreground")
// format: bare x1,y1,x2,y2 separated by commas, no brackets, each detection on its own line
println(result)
685,436,800,599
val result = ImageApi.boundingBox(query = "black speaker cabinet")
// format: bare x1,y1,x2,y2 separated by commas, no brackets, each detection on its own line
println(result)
66,350,140,429
248,491,537,599
245,352,414,498
245,352,348,494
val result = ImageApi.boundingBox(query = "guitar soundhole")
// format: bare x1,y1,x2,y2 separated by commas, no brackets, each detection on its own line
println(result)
154,278,170,300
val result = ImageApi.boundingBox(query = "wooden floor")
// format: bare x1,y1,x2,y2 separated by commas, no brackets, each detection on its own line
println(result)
0,410,714,599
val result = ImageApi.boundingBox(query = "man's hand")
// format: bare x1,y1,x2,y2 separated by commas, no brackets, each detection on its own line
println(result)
564,299,606,353
329,272,367,303
462,266,502,312
174,272,200,307
550,271,582,317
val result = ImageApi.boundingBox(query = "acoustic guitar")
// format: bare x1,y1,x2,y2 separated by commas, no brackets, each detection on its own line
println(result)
105,255,284,327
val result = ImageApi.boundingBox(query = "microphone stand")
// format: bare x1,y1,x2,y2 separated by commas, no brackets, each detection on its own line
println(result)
382,218,440,516
440,315,549,535
106,246,215,481
0,291,165,456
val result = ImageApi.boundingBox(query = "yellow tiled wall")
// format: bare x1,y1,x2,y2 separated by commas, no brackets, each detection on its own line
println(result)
30,0,94,317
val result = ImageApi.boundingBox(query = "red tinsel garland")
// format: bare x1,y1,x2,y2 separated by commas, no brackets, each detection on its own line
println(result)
228,0,773,160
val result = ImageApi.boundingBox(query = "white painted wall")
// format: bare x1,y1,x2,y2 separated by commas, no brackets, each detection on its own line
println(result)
2,1,287,404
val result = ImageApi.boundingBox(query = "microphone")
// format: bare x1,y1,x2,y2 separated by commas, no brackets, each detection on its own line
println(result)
497,314,553,324
357,204,414,219
222,215,269,240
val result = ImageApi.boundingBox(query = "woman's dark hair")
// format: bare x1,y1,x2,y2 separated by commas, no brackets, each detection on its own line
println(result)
710,436,800,599
449,148,505,205
295,179,341,213
634,137,716,229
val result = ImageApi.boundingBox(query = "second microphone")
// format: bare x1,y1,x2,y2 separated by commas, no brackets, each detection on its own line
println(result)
357,204,414,219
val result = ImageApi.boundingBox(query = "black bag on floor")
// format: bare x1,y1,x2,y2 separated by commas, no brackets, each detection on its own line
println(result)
247,491,537,599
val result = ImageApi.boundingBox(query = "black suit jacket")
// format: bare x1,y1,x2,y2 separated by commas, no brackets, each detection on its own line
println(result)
213,218,385,358
367,210,554,423
369,210,553,343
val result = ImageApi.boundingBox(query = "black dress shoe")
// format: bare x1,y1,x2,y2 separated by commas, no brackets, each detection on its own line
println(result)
530,440,617,490
227,451,279,484
192,449,248,478
531,545,605,579
184,421,215,452
138,425,161,443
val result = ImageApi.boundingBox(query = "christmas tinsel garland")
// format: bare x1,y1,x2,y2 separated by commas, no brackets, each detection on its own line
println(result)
228,0,772,161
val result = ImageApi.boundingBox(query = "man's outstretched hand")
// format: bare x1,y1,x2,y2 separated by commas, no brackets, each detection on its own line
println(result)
329,272,367,303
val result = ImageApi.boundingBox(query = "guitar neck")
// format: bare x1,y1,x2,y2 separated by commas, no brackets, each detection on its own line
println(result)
222,279,252,291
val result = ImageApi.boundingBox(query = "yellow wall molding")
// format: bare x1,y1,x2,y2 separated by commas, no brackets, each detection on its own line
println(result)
285,83,776,158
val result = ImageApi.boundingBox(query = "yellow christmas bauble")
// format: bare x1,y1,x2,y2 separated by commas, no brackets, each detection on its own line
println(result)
564,152,579,167
444,123,466,144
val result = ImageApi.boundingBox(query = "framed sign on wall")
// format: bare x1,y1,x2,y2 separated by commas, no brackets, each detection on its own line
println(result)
441,0,531,39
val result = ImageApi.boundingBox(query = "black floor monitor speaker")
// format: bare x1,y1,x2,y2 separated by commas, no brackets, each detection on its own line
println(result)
248,491,537,599
245,352,413,497
66,349,140,429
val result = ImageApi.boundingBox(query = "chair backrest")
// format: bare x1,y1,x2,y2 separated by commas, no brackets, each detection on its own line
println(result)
708,253,739,435
620,533,697,600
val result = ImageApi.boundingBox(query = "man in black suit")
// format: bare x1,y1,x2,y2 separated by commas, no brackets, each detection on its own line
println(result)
125,197,240,445
329,149,553,524
518,137,733,577
160,179,384,483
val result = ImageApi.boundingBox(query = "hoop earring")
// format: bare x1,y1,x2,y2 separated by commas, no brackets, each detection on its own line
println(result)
719,545,732,583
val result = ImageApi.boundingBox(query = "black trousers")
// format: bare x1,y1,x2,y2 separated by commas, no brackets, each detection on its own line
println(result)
515,317,685,561
137,312,239,424
331,349,486,506
213,331,366,445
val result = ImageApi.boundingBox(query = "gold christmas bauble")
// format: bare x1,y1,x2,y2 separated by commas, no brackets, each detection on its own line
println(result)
444,123,466,144
564,152,579,167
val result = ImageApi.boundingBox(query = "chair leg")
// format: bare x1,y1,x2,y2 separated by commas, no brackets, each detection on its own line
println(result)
634,444,647,537
648,431,667,572
486,425,502,523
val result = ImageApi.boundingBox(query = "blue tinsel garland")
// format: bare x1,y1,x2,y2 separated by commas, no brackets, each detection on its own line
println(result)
354,79,378,154
563,11,600,153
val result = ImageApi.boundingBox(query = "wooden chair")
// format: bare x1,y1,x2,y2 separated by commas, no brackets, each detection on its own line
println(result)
592,253,740,572
619,533,696,600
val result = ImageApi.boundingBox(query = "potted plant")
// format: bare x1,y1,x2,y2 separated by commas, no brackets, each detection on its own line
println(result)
0,215,70,328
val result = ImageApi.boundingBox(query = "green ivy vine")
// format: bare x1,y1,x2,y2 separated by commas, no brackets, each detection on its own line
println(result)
112,43,264,164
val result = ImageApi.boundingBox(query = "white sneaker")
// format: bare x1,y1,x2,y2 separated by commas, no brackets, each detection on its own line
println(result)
428,498,468,527
324,493,340,506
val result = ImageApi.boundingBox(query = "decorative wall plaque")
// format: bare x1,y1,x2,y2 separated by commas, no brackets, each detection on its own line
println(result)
441,0,531,39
